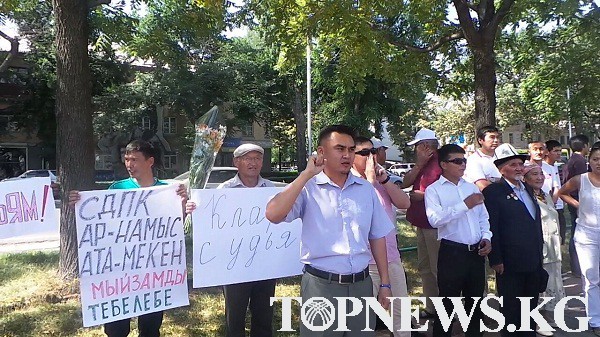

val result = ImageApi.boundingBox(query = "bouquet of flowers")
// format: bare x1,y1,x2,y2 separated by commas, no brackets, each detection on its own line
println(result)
188,106,227,190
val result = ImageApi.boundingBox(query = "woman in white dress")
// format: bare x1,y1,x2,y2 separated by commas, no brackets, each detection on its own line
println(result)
523,163,565,334
559,147,600,336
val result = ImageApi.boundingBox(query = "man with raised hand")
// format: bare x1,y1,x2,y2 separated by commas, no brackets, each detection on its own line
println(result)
400,127,442,319
69,139,188,337
266,125,394,337
352,136,411,337
464,126,501,191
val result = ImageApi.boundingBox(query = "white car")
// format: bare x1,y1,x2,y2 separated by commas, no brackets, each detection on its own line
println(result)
389,163,415,177
166,167,287,188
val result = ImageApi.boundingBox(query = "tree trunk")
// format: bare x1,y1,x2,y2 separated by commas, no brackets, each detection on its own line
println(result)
53,0,95,279
292,84,307,172
472,46,497,131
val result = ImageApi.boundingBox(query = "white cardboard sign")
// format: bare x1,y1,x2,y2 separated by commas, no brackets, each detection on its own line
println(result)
75,184,189,327
191,187,303,288
0,177,57,239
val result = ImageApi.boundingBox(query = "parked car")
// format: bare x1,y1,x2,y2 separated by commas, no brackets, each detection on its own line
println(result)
165,167,287,189
389,163,415,177
2,169,57,182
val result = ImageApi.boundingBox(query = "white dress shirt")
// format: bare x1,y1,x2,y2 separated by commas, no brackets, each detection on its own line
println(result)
425,175,492,245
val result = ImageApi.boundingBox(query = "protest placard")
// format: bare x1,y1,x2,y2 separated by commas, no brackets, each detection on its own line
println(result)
0,177,57,239
191,187,303,288
75,184,189,327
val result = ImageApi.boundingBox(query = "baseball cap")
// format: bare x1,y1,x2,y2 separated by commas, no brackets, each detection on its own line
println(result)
407,128,437,146
233,143,264,158
371,138,388,149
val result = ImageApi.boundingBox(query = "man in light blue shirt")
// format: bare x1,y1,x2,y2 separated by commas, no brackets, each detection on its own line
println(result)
266,125,394,337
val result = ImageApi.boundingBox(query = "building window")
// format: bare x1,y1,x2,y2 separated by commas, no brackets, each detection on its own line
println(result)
142,116,151,130
163,117,177,134
163,154,177,169
95,154,113,170
509,133,514,144
241,123,254,137
560,135,566,145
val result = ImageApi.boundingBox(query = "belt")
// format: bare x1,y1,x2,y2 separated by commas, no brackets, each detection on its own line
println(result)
304,264,369,284
441,239,479,252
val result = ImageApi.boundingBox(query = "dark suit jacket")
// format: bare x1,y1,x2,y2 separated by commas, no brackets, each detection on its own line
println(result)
483,178,544,273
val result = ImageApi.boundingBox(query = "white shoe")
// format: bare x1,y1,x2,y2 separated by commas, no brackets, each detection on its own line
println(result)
536,329,554,336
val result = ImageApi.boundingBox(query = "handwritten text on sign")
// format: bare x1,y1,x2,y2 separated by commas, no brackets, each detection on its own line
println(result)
0,177,57,239
191,187,303,288
75,184,189,327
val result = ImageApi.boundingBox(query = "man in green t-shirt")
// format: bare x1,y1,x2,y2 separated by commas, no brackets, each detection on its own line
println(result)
69,140,187,337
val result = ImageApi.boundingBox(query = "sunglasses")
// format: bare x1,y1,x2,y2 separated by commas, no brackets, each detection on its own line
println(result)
444,158,468,165
355,148,378,156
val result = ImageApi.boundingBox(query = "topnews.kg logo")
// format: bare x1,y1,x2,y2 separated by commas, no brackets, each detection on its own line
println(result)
271,296,589,333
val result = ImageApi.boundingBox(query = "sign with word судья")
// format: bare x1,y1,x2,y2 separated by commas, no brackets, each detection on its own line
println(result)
191,187,303,288
0,177,57,239
75,184,189,327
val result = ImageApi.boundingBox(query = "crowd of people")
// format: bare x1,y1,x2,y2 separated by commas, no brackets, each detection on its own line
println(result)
68,125,600,337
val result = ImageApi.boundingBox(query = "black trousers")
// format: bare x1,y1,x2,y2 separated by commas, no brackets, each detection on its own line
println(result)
557,208,567,245
223,279,277,337
104,311,163,337
568,204,581,276
433,240,485,337
496,270,540,337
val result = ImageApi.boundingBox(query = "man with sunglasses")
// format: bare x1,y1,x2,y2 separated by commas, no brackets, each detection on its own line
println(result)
400,128,442,319
352,136,411,337
425,144,491,337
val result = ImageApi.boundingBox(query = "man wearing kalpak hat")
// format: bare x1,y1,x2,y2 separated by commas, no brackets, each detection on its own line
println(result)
482,143,546,337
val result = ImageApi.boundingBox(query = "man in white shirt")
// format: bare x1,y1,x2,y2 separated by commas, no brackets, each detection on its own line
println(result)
425,144,492,337
464,126,501,191
545,140,567,244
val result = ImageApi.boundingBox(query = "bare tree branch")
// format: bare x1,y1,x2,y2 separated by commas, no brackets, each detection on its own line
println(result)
386,30,465,53
88,0,110,9
0,29,19,74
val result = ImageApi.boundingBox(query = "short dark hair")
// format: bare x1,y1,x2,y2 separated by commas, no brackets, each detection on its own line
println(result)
569,134,589,152
354,136,372,146
545,140,562,152
318,125,356,146
125,140,156,160
590,146,600,159
476,126,499,141
438,144,465,166
592,141,600,150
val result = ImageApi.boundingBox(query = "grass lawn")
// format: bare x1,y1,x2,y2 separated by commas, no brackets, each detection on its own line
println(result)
0,214,576,336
